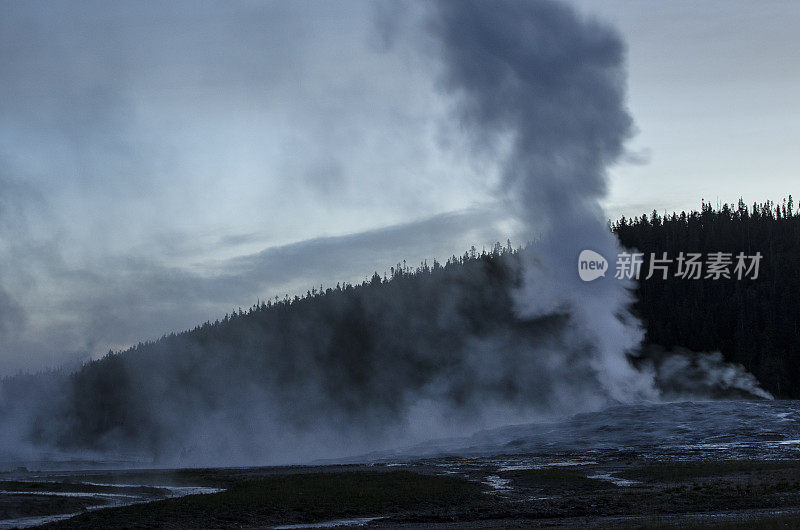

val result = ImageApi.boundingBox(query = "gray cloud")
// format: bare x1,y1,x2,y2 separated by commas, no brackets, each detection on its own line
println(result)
0,0,481,254
0,1,494,374
0,205,511,375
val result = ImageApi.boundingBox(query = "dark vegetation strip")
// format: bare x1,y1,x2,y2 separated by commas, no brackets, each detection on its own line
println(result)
40,470,489,529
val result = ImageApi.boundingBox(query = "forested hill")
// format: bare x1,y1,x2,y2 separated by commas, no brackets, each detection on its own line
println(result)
614,198,800,398
2,200,798,462
4,243,540,458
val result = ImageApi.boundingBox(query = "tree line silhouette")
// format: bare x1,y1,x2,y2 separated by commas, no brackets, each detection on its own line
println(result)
614,197,800,398
4,242,541,455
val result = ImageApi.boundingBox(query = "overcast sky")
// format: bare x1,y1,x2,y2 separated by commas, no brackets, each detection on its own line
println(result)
1,0,798,374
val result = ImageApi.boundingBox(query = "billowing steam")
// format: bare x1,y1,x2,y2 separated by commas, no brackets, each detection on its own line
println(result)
643,347,773,401
429,0,656,402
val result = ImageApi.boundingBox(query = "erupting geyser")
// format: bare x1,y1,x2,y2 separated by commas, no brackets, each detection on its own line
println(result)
429,0,657,402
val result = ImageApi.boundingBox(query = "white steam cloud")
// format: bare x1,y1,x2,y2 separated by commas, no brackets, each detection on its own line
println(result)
429,0,656,402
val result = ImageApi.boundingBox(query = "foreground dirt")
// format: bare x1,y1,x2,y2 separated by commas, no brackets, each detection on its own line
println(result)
4,458,800,528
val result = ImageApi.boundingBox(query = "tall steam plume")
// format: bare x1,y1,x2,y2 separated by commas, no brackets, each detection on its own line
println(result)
429,0,656,401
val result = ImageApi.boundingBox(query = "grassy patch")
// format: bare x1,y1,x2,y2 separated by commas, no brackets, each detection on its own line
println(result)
618,460,800,483
624,511,800,529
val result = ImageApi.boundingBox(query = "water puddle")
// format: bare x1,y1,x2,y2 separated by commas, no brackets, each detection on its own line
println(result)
1,489,143,498
83,482,223,496
0,511,86,530
587,472,640,487
273,516,384,529
498,459,597,472
483,474,512,491
0,480,224,529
